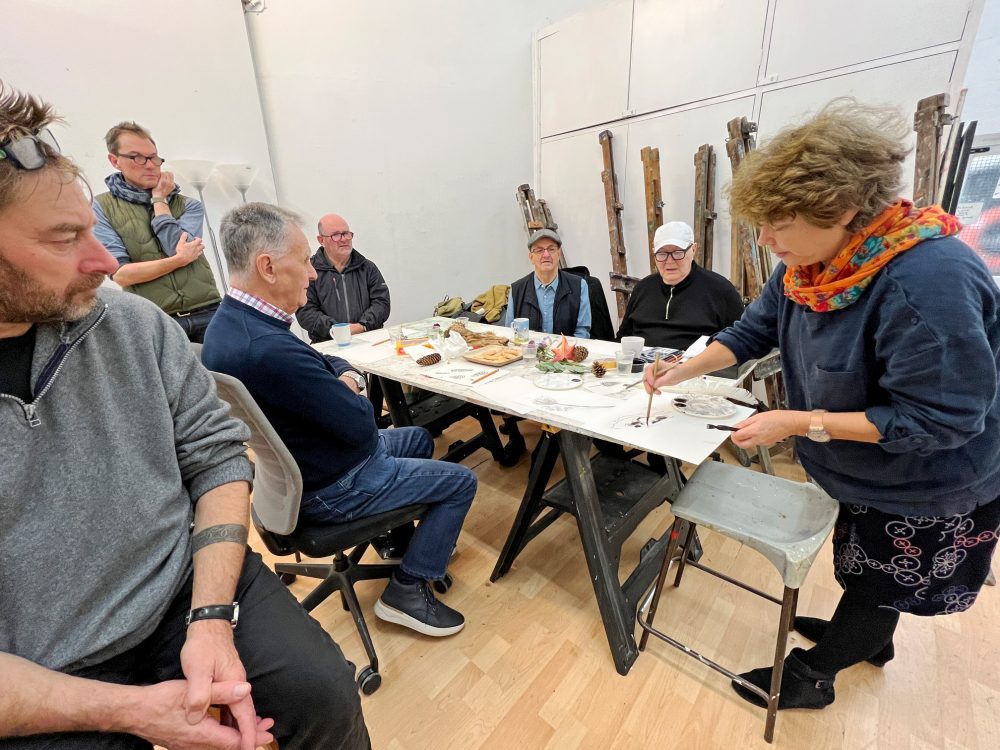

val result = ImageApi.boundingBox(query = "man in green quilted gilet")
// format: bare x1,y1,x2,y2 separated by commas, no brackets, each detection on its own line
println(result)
93,122,221,342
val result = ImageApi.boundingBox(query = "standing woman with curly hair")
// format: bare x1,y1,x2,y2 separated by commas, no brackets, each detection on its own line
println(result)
644,99,1000,710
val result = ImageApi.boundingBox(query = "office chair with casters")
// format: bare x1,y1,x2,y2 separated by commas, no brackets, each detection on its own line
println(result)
208,370,430,696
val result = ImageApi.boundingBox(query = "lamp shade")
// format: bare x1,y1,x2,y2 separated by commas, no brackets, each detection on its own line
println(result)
169,159,215,190
215,163,258,193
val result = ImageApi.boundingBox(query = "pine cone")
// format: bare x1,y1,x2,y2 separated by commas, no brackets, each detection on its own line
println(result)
416,353,441,366
591,361,606,378
572,345,589,362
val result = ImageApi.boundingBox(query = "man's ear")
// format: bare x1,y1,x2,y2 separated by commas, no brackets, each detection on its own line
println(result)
255,253,275,284
107,153,119,170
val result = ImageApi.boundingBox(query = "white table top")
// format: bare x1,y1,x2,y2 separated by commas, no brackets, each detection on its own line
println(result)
315,319,752,466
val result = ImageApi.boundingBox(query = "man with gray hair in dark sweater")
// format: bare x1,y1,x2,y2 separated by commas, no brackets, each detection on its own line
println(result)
203,202,477,639
0,82,368,750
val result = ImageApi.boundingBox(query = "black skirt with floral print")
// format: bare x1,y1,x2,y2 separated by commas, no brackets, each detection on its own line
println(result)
832,497,1000,615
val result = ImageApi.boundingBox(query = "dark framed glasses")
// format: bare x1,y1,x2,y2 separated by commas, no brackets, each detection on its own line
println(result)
653,245,692,261
320,231,354,241
115,153,165,167
0,127,61,170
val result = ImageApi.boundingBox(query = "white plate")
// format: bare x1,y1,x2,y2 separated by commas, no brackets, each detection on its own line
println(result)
533,373,584,391
672,394,737,419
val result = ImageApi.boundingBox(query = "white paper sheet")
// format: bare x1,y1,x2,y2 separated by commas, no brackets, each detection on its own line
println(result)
315,337,399,365
683,335,711,359
585,391,756,465
421,362,507,387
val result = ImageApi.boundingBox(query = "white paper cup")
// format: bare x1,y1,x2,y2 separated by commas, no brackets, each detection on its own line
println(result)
621,336,644,358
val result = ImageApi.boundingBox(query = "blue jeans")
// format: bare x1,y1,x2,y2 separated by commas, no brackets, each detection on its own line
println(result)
302,427,477,581
169,302,219,343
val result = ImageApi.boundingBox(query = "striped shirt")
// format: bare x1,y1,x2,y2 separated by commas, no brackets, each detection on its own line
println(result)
226,287,294,324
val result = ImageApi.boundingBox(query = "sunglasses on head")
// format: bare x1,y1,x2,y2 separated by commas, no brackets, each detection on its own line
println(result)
0,128,62,170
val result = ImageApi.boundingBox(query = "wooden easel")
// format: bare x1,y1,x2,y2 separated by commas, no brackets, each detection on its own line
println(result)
515,183,563,267
640,146,664,274
692,144,717,271
725,117,769,302
913,93,952,208
600,130,639,319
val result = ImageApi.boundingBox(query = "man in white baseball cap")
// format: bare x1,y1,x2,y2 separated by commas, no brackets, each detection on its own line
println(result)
617,220,743,351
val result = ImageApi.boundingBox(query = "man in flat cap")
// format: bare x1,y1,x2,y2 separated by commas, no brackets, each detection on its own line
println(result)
503,229,591,338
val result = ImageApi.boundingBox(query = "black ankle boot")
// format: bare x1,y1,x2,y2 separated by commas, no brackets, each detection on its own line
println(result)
732,648,835,710
794,616,894,667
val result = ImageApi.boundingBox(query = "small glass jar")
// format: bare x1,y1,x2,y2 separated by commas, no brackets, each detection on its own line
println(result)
522,340,538,362
615,349,633,375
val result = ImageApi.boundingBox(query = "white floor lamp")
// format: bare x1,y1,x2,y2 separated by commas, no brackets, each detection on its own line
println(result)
168,159,226,286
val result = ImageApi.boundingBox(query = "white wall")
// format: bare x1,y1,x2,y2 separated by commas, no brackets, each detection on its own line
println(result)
964,0,1000,136
244,0,607,324
1,0,277,289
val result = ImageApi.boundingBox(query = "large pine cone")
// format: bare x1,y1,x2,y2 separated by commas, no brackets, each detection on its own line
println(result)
572,345,589,363
591,361,606,378
416,353,442,366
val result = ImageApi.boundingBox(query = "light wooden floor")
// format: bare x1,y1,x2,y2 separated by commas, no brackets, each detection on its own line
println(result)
252,419,1000,750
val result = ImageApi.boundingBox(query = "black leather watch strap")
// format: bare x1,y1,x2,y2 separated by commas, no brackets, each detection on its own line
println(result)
185,602,239,628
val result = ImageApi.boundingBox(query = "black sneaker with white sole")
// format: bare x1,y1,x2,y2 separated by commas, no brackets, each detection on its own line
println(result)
374,578,465,637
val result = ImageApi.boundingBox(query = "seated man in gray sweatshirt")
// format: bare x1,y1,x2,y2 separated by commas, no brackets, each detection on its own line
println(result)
0,83,369,750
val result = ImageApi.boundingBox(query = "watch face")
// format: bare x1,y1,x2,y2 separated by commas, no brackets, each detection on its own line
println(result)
809,429,832,443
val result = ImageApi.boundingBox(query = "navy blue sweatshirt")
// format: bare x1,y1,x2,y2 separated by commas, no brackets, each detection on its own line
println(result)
715,236,1000,515
203,296,378,493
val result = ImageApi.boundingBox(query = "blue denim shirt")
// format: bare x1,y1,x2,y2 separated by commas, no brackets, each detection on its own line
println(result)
503,273,592,338
715,236,1000,515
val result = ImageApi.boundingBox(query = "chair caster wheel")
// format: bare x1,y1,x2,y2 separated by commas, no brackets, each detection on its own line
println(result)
432,573,453,594
357,666,381,695
278,572,297,585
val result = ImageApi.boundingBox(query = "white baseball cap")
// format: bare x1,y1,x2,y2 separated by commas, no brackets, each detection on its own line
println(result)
653,221,695,251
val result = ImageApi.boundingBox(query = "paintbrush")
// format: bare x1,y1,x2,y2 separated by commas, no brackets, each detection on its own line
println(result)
645,353,660,425
706,424,739,431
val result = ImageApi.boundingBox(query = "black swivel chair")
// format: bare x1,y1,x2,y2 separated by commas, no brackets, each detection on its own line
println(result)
564,264,615,341
208,369,430,695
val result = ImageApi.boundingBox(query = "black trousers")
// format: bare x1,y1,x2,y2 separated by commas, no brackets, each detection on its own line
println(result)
1,551,370,750
170,303,220,344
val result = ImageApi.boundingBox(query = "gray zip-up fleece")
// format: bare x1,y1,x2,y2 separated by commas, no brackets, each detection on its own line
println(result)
0,289,252,672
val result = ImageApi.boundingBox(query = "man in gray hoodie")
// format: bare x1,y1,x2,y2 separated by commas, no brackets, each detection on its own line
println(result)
0,83,368,750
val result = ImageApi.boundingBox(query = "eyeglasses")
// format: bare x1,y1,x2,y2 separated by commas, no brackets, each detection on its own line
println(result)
116,153,165,167
320,231,354,241
529,246,561,256
653,245,692,261
0,128,61,171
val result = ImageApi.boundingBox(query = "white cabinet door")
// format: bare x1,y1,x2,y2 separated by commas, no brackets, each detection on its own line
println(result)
628,0,769,116
758,52,959,198
539,0,634,137
765,0,971,82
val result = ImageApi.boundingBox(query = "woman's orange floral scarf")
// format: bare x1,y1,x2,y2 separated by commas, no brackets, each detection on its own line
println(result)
783,200,961,312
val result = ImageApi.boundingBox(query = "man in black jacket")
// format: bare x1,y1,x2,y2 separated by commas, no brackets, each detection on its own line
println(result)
618,221,743,350
295,214,390,343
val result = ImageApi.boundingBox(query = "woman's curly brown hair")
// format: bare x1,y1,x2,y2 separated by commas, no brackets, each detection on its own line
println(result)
728,99,911,233
0,81,80,212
